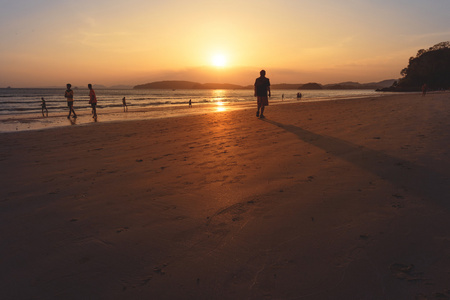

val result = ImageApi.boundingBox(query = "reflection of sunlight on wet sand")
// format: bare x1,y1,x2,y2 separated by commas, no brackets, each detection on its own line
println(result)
216,101,226,112
1,100,259,132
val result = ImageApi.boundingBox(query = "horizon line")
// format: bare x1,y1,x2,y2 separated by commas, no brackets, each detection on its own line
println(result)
1,78,397,89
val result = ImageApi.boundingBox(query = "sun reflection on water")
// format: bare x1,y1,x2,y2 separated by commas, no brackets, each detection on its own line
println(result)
216,101,226,112
213,90,227,112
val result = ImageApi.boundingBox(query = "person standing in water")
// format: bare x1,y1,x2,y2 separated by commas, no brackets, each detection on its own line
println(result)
122,97,128,112
64,83,77,119
254,69,271,119
41,97,48,117
88,84,97,118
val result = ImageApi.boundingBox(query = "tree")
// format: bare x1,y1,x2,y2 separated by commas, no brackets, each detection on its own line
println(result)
395,41,450,91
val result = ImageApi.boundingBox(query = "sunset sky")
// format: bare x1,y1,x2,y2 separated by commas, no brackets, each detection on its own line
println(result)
1,0,450,87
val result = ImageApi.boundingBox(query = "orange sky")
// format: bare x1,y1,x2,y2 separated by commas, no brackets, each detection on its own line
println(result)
1,0,450,87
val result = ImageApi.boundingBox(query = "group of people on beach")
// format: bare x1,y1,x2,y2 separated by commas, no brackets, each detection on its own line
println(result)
64,83,98,119
40,70,271,121
41,83,129,119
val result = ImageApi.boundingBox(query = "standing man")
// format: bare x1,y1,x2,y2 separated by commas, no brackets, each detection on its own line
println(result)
88,84,97,118
65,83,77,119
254,69,271,119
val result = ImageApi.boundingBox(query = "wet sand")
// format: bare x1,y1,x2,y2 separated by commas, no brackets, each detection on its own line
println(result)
0,101,256,132
1,92,450,299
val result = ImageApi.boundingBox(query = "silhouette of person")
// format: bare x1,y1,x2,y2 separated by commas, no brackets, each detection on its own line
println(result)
282,93,284,101
422,83,428,96
88,84,97,118
41,97,48,117
64,83,77,119
254,70,271,118
122,97,128,112
189,99,192,107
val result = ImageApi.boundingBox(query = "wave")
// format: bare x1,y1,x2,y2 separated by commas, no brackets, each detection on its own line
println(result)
0,88,383,117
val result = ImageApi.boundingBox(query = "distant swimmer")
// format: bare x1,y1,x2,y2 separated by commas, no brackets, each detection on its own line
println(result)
122,97,128,112
41,97,48,117
189,99,192,107
64,83,77,119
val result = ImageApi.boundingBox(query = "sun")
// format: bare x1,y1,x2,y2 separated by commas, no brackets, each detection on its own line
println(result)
211,54,226,67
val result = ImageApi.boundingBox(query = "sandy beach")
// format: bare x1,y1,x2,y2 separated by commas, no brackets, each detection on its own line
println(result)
1,92,450,299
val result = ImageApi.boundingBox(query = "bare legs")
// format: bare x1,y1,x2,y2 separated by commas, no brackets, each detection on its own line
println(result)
257,104,265,118
68,105,77,118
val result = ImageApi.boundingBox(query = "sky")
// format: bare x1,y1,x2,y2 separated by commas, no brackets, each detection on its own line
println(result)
1,0,450,87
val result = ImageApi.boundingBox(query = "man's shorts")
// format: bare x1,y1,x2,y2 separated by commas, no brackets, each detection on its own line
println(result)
257,96,269,106
67,101,74,107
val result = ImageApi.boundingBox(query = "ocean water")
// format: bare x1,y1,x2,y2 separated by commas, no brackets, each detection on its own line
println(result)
0,88,384,132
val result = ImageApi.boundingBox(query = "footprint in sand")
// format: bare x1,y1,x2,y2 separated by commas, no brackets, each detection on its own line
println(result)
121,276,153,290
392,203,404,209
390,263,423,282
206,200,257,229
116,227,129,233
153,264,167,275
392,194,404,199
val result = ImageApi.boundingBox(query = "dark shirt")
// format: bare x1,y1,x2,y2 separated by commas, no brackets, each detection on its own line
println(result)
255,77,270,97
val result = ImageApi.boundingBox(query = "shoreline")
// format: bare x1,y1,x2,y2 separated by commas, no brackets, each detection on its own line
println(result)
0,101,254,133
1,92,449,299
0,92,403,133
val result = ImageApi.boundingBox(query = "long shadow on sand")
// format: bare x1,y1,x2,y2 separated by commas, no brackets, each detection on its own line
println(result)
264,119,449,207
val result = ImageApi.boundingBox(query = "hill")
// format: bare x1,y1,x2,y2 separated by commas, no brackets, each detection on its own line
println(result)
381,41,450,91
134,81,247,90
134,81,201,89
133,80,395,90
301,83,323,90
271,83,302,89
323,80,396,90
192,83,247,89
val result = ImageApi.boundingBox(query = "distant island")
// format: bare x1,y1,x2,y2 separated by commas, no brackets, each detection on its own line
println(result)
1,80,396,90
133,80,396,90
133,81,246,90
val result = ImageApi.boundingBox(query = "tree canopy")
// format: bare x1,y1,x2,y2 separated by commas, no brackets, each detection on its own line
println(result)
393,41,450,91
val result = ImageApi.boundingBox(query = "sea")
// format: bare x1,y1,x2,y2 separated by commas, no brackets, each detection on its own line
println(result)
0,88,385,132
